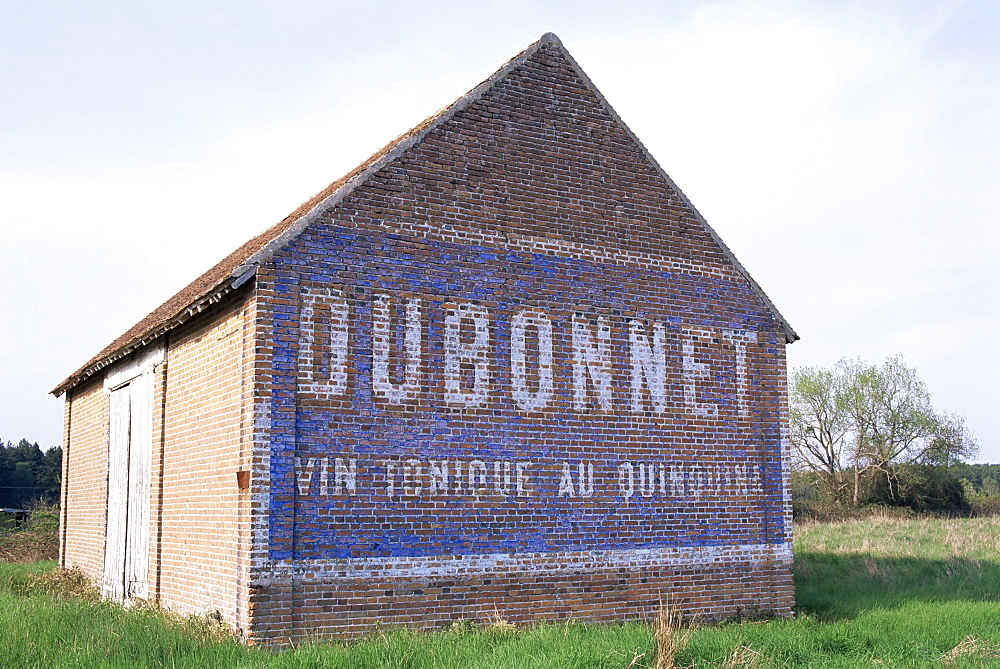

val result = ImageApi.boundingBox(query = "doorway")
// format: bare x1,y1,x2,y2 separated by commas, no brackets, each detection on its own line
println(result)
102,347,161,601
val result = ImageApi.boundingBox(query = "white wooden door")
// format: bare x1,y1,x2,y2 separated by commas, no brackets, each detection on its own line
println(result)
102,385,130,600
102,370,153,601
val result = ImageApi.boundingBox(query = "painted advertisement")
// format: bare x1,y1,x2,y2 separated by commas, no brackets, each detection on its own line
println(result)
267,226,786,560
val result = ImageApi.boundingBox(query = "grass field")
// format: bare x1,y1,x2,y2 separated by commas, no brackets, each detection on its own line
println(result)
2,515,1000,667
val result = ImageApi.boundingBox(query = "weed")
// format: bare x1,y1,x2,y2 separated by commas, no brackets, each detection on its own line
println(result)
448,618,477,634
486,609,518,639
623,647,648,667
0,504,59,562
177,609,239,644
20,565,99,600
721,644,763,668
652,600,690,669
940,635,1000,665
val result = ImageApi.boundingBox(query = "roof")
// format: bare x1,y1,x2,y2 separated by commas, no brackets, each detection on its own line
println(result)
52,32,796,397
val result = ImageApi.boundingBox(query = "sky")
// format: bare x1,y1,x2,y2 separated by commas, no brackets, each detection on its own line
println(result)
2,1,997,461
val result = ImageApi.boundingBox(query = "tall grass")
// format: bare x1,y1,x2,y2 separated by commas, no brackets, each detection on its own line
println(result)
653,601,691,669
0,564,656,668
2,515,1000,667
678,515,1000,667
795,514,1000,622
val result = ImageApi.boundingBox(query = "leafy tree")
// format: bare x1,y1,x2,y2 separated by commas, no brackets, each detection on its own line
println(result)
951,463,1000,492
35,446,62,504
890,464,970,513
924,413,978,467
982,476,1000,498
789,356,978,511
0,438,62,508
841,356,941,503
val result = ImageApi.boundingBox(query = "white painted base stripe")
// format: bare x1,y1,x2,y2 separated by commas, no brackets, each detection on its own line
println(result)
256,541,793,583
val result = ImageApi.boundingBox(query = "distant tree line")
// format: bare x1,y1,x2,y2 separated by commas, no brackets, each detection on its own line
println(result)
0,439,62,509
950,462,1000,493
789,356,987,515
950,463,1000,516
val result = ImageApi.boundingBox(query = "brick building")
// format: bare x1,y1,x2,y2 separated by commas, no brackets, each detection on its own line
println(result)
53,33,798,643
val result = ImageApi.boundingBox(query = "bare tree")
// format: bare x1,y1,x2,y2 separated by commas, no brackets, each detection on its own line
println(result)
789,366,851,501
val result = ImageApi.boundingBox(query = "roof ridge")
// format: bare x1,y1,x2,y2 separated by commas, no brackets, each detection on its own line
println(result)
226,32,561,281
51,33,563,396
547,37,798,345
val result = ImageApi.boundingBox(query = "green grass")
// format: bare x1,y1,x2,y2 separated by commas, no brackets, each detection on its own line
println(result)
795,515,1000,622
673,516,1000,667
2,516,1000,667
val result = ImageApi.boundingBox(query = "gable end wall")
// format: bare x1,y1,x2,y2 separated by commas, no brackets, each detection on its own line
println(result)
245,43,794,642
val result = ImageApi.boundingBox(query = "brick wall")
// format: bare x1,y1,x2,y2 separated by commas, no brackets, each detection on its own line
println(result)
61,289,258,634
60,375,110,577
151,289,256,630
247,40,794,642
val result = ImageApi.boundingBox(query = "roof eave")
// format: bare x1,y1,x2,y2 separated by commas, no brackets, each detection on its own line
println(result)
50,275,248,396
50,34,564,398
552,39,799,344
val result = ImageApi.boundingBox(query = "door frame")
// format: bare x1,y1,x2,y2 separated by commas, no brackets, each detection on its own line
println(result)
102,345,164,601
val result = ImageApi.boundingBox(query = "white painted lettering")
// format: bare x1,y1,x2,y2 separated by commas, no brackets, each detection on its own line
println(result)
298,286,349,397
510,309,554,411
572,314,612,412
444,303,492,407
493,461,514,495
577,461,595,497
468,459,488,494
452,460,464,494
682,329,716,417
308,455,764,505
618,462,635,500
319,459,329,496
333,458,356,496
295,456,357,496
637,462,655,497
670,467,686,496
516,461,533,496
723,329,758,417
629,320,667,413
402,458,422,496
428,460,449,494
297,285,761,421
558,461,575,497
384,458,533,498
382,460,397,497
372,295,423,403
294,457,320,496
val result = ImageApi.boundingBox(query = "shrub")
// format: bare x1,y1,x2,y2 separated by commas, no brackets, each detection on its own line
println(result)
969,495,1000,517
11,566,99,600
865,465,972,515
0,503,59,562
